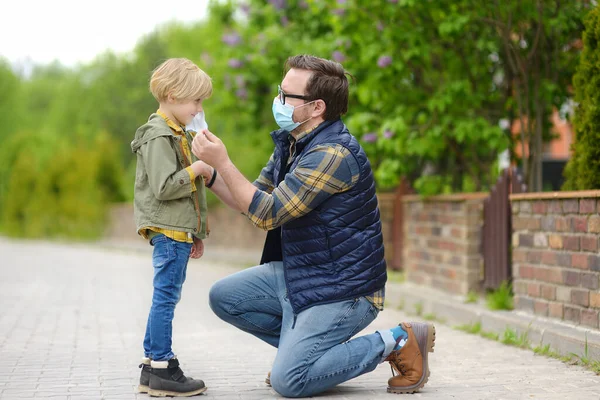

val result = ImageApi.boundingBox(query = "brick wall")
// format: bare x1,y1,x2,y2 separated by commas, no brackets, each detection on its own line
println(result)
403,193,487,295
511,192,600,329
377,193,395,270
108,192,395,266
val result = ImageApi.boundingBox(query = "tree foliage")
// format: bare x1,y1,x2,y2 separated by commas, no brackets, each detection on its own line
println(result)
0,0,591,238
563,5,600,190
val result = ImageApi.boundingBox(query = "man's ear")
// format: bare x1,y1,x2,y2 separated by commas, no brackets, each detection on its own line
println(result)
312,99,326,119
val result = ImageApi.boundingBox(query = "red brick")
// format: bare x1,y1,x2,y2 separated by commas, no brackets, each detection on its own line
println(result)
555,217,570,232
562,199,579,213
590,255,600,272
520,201,532,214
556,253,572,267
572,216,588,233
548,200,562,214
580,236,598,252
518,265,535,279
572,253,590,270
534,300,549,316
591,292,600,309
580,199,596,214
589,216,600,233
513,249,528,263
519,234,534,248
513,216,529,231
581,309,599,329
514,281,528,295
541,251,557,266
571,289,590,307
540,284,556,300
564,305,581,324
563,236,580,251
549,235,563,249
549,302,564,319
581,272,599,290
527,251,543,264
527,283,541,297
563,270,581,286
533,267,562,284
533,201,547,214
441,268,457,279
541,216,556,231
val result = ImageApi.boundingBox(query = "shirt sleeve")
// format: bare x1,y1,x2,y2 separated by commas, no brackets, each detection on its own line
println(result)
246,144,360,231
252,152,276,194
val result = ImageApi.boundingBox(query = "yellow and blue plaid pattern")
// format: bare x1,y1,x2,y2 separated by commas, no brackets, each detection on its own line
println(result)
248,132,384,310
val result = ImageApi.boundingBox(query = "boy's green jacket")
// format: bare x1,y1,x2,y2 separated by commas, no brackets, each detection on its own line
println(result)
130,113,208,239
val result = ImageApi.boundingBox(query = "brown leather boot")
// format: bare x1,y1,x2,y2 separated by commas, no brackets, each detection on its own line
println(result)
385,322,436,394
265,371,271,386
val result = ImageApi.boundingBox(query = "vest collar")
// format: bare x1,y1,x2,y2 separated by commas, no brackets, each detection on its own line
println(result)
270,119,342,152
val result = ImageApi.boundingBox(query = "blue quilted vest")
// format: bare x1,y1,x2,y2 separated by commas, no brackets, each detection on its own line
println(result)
259,119,387,315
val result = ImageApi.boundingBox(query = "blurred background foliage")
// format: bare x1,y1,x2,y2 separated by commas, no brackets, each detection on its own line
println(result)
0,0,594,239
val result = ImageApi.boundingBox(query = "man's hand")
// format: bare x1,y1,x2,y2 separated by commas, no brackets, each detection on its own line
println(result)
190,237,204,259
192,129,229,170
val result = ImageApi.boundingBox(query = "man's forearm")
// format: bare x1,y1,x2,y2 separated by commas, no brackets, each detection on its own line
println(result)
207,172,245,212
217,160,258,213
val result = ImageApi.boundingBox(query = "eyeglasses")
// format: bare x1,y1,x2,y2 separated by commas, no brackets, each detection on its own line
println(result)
277,85,310,105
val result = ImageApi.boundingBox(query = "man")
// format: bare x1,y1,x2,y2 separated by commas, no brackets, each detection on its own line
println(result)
192,55,435,397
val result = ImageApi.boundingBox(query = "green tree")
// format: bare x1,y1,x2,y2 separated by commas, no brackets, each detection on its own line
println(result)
563,5,600,190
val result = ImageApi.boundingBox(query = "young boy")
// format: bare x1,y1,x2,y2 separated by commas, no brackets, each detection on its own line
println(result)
130,58,214,397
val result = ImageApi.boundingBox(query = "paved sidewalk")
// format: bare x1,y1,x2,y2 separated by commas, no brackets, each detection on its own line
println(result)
1,238,600,400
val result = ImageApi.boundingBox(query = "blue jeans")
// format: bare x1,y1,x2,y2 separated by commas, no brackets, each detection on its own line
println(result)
143,234,192,361
209,262,396,398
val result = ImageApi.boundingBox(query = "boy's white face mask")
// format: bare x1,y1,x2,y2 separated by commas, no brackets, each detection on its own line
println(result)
186,111,208,132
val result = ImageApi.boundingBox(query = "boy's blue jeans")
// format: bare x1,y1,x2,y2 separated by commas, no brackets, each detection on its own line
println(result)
143,234,192,361
209,262,395,398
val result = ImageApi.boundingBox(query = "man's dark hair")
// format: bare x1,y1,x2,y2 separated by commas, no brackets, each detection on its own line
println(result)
285,55,350,121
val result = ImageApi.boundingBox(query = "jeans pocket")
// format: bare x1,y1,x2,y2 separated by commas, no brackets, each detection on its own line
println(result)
151,235,175,268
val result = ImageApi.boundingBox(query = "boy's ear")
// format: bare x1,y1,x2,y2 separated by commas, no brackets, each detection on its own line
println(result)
167,93,176,104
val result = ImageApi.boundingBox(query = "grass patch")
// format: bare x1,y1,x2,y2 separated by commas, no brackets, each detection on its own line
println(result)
486,281,514,311
456,321,481,334
501,327,530,349
481,331,500,341
414,302,423,317
464,291,479,304
397,299,405,311
387,270,405,283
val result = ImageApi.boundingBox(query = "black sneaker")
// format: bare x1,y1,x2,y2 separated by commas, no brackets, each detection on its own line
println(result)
138,359,151,393
148,358,207,397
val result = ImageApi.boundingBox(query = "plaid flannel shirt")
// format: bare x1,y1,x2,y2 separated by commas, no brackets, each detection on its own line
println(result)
246,130,385,310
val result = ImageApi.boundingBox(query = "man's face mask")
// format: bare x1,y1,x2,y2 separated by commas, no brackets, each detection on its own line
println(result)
272,98,315,132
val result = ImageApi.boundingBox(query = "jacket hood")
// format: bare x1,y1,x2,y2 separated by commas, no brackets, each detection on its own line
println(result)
131,114,174,153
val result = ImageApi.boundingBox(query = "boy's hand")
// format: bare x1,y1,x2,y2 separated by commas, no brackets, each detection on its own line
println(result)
190,160,212,181
192,129,229,170
190,237,204,259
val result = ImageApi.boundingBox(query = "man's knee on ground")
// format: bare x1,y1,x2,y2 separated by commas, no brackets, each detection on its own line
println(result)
269,367,308,398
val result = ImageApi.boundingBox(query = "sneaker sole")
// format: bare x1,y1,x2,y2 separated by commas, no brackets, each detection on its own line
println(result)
138,384,149,393
148,386,207,397
387,323,436,394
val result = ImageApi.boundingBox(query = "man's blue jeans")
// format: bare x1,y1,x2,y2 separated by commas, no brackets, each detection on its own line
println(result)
143,234,192,361
209,262,395,398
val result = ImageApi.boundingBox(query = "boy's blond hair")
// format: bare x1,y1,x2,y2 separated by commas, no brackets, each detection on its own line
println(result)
150,58,213,102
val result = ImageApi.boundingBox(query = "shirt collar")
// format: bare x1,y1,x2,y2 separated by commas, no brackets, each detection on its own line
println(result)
157,109,184,134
